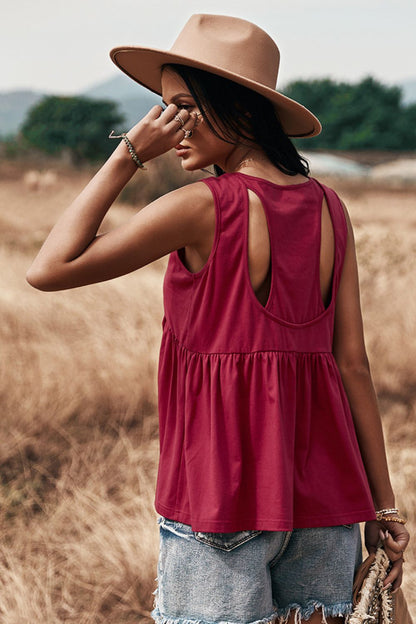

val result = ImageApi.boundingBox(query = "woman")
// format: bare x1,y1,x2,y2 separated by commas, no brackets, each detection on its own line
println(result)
27,14,409,624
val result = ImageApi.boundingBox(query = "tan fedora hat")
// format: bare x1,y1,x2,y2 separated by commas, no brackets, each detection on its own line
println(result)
110,14,321,138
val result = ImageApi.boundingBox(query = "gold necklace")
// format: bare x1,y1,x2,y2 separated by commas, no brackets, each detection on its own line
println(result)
235,157,267,171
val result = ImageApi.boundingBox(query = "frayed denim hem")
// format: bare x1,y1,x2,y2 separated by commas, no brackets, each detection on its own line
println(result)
151,606,279,624
276,600,353,623
151,600,353,624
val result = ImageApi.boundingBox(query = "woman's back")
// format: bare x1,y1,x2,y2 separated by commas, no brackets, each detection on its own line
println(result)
155,172,375,532
179,171,335,310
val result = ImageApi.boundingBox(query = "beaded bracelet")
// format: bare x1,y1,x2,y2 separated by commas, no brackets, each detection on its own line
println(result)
108,130,146,169
378,516,407,525
376,508,399,515
375,507,407,524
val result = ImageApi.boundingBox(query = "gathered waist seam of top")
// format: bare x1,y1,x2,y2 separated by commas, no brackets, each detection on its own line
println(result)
163,323,332,357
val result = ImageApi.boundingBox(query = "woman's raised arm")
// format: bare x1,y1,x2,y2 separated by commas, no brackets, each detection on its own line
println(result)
26,105,211,290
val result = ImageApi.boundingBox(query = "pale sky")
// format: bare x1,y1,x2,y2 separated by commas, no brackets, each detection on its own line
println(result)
3,0,415,94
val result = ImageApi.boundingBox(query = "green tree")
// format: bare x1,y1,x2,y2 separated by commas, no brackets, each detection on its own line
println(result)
21,96,124,164
284,76,414,150
398,103,416,149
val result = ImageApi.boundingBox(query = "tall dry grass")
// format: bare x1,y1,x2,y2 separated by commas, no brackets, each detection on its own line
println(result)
0,158,415,622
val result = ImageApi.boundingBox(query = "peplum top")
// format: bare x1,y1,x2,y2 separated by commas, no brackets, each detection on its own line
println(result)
155,172,376,532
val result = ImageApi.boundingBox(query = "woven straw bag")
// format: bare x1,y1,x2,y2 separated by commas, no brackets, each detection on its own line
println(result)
347,546,413,624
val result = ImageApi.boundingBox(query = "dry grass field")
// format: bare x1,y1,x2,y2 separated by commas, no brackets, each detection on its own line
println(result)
0,156,415,622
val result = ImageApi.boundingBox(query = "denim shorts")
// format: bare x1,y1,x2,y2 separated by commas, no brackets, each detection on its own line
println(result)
151,516,363,624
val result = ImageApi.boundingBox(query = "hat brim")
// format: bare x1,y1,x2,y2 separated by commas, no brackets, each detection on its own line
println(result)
110,46,321,138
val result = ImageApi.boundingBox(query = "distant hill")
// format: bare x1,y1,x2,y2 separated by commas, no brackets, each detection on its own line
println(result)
0,90,44,137
0,74,161,137
84,74,162,129
0,74,415,138
84,73,152,101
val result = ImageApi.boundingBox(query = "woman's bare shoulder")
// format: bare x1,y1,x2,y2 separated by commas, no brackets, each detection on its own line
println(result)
164,178,214,204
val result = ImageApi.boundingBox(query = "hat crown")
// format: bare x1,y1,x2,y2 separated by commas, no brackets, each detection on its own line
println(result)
109,13,321,137
170,14,280,90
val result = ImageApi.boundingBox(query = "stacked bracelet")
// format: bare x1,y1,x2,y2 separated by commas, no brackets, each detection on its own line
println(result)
108,130,146,169
375,507,407,524
376,507,399,516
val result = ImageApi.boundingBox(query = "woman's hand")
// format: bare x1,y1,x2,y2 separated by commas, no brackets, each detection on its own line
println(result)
125,104,197,164
365,519,410,592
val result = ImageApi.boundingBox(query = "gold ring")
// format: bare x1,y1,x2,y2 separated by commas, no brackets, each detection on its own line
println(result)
174,114,185,127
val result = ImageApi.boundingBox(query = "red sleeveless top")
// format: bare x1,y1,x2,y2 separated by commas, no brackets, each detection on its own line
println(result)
155,172,376,532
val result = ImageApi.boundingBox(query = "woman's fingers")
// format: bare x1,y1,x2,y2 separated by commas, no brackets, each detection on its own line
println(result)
392,567,403,593
365,522,409,593
123,103,198,163
163,106,201,138
146,104,165,120
159,103,184,122
134,104,189,134
143,103,196,138
166,110,196,138
385,527,409,554
383,557,404,590
380,530,406,561
177,117,198,140
378,527,409,591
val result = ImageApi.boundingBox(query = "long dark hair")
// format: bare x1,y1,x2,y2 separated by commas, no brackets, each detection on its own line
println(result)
164,64,310,178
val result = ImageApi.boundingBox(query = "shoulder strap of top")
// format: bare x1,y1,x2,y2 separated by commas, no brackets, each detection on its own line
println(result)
199,173,247,248
313,179,348,294
199,173,241,206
